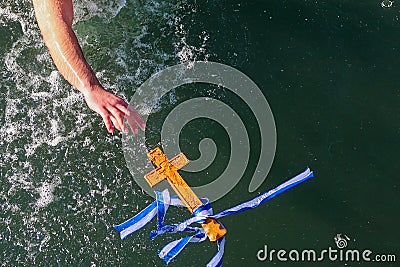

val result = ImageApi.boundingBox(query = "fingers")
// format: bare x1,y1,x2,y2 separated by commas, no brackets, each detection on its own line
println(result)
127,105,146,130
115,102,131,116
109,106,128,134
110,116,122,132
100,107,123,134
104,105,144,135
89,90,144,134
126,113,139,134
101,113,114,134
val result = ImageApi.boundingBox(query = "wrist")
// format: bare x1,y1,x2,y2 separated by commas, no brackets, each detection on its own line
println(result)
81,78,103,98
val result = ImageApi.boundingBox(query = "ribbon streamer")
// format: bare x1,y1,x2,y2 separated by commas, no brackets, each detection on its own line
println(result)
114,167,314,266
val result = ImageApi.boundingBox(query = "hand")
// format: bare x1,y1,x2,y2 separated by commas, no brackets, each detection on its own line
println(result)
83,85,145,134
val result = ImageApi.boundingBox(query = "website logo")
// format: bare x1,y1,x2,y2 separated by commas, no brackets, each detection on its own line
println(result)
334,233,350,249
123,61,276,202
257,233,396,263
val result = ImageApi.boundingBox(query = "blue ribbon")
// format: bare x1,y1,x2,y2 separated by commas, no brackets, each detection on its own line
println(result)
114,167,314,266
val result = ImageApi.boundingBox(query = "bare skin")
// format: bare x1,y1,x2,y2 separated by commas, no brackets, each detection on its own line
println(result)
32,0,145,134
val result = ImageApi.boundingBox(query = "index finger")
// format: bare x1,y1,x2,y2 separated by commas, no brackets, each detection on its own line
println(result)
127,105,146,131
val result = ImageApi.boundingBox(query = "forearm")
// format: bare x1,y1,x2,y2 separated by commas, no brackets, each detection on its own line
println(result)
33,0,100,94
33,0,145,134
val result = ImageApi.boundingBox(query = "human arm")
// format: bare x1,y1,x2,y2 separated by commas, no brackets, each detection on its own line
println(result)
32,0,145,134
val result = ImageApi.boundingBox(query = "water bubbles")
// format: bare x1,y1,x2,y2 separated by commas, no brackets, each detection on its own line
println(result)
35,182,55,208
174,13,210,67
73,0,127,23
35,178,61,208
1,0,211,265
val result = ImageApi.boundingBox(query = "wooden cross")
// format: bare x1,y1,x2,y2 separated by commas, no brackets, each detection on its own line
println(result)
144,147,227,242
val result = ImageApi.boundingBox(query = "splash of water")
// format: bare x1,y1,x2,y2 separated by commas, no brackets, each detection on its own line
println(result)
1,0,211,265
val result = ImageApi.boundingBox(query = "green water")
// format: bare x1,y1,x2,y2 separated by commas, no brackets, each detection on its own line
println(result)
1,0,399,266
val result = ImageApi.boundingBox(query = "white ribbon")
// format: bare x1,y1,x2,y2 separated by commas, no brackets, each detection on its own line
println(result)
114,167,314,266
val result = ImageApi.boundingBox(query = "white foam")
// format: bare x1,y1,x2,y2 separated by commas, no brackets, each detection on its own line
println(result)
35,177,61,208
0,4,94,232
0,0,204,264
73,0,127,23
35,182,55,208
173,14,211,67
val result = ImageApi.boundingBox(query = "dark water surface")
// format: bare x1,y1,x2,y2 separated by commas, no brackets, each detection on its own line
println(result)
1,0,399,266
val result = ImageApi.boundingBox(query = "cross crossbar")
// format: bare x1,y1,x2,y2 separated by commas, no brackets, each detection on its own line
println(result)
144,147,227,241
